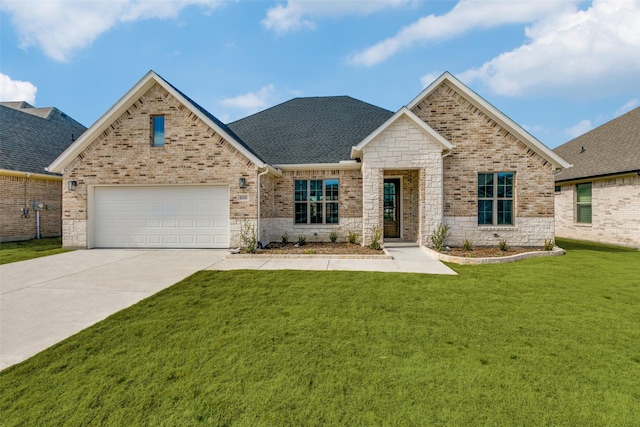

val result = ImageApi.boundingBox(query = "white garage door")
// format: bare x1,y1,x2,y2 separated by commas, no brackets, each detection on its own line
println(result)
94,186,229,248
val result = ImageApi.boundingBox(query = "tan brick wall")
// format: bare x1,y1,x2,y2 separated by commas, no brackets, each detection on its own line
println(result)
411,82,556,247
259,169,363,243
62,83,258,248
555,175,640,248
1,175,63,242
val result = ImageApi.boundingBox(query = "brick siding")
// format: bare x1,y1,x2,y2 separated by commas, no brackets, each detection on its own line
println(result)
1,175,63,242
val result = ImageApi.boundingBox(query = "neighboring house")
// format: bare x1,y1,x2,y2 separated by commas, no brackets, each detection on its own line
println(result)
47,71,568,249
554,107,640,248
0,102,86,242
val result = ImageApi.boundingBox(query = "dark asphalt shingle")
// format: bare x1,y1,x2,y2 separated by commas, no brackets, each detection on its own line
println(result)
554,107,640,182
0,103,86,175
227,96,394,165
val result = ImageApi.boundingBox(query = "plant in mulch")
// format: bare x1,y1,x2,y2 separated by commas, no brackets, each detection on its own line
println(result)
368,226,383,251
348,230,358,244
329,231,338,243
544,239,555,251
430,223,450,252
463,239,473,251
297,235,307,246
498,239,509,252
282,232,289,244
240,220,257,253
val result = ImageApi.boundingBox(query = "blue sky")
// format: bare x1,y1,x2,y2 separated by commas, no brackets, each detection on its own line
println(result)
1,0,639,148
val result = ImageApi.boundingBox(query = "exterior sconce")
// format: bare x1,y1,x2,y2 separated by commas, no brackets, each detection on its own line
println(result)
239,178,247,189
68,180,77,191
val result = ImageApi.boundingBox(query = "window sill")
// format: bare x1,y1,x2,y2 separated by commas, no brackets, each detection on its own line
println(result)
477,226,516,231
573,223,592,227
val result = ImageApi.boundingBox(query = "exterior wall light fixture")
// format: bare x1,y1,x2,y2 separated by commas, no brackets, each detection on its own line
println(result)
68,181,77,191
239,178,247,189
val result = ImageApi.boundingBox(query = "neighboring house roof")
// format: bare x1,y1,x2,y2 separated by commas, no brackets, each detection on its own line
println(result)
407,72,570,171
0,102,86,176
351,107,453,158
227,96,394,165
47,70,267,174
553,107,640,182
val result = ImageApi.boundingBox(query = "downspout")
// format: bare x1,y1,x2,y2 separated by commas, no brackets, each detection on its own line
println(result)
256,167,269,246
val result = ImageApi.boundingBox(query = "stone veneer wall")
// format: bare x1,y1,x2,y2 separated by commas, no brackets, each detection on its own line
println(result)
1,175,63,242
411,82,556,247
360,116,445,246
61,83,257,248
258,169,363,244
555,175,640,248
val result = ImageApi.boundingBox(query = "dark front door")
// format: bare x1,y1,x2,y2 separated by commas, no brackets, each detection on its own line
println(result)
383,178,400,238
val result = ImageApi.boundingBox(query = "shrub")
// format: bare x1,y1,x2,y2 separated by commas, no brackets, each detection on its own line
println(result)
240,221,257,253
281,232,289,244
368,226,382,251
297,235,307,246
499,239,508,252
329,231,338,243
544,239,555,251
430,223,450,252
303,249,317,255
348,230,358,244
463,239,473,251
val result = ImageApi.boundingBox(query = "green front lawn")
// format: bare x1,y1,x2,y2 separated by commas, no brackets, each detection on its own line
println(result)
0,237,71,265
1,239,639,425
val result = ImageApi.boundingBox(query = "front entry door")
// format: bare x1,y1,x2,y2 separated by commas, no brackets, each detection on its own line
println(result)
383,178,400,238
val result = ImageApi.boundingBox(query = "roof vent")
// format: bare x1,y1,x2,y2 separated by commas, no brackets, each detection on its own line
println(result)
580,146,586,153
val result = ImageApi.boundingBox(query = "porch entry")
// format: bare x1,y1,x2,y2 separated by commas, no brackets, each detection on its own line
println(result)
383,178,400,238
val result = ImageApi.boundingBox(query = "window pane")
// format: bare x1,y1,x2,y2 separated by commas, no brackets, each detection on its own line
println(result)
310,202,323,224
153,116,164,147
295,203,307,224
497,172,513,198
325,179,339,201
497,200,513,225
310,180,323,201
478,173,493,198
577,183,592,203
295,180,307,201
478,200,493,225
326,203,339,224
577,204,592,223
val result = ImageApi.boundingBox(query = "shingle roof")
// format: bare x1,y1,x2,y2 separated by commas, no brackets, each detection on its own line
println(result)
227,96,394,165
554,107,640,182
0,103,87,176
156,74,265,163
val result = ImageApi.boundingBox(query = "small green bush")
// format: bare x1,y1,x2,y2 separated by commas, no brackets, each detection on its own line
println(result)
303,249,317,255
498,239,508,252
544,239,555,251
368,226,383,251
348,230,358,244
240,221,257,253
430,223,450,251
463,239,473,251
297,235,307,246
282,232,289,244
329,231,338,243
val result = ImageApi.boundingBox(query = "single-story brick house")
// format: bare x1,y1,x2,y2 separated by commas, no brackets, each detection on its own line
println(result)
0,102,86,242
554,107,639,248
47,71,569,249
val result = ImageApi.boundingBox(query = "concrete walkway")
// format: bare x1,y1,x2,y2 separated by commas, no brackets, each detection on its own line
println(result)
207,241,457,275
0,243,454,370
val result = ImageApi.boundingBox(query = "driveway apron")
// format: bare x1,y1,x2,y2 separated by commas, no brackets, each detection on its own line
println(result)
0,249,224,370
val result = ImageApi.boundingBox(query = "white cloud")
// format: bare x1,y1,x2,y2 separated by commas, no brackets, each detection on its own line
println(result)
565,119,594,139
349,0,575,67
220,84,277,115
263,0,409,34
0,73,37,103
0,0,223,62
614,98,640,116
419,72,441,88
460,0,640,97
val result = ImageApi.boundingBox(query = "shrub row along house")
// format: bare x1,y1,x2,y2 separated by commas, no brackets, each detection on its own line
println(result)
47,71,569,249
0,102,86,242
554,107,640,248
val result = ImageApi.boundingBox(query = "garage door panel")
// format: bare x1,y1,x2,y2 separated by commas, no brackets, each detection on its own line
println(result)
94,186,229,248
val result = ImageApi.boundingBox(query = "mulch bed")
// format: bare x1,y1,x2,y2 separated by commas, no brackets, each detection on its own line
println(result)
443,246,543,258
245,242,383,255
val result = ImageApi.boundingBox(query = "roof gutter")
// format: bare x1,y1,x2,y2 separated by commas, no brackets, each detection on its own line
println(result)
0,169,62,181
555,169,640,184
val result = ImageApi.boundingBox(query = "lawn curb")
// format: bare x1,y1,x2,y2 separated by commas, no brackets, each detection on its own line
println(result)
423,246,566,265
225,249,392,260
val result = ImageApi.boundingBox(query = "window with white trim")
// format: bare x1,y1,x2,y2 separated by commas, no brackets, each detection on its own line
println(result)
478,172,514,225
294,179,339,224
576,182,592,223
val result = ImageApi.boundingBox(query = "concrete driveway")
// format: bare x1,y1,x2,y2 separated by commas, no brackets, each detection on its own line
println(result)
0,249,225,370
